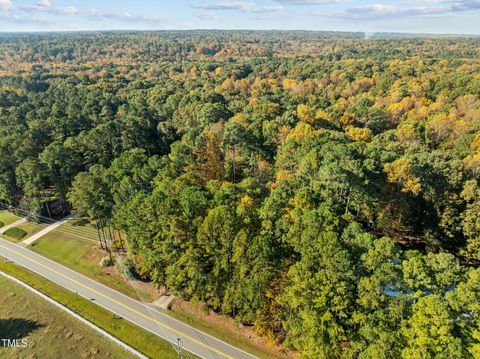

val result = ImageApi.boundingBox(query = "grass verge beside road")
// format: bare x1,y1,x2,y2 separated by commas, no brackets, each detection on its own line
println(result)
1,221,45,242
0,258,182,359
29,228,155,301
0,274,132,359
15,221,45,238
0,211,18,227
169,300,292,359
3,227,27,240
28,219,288,358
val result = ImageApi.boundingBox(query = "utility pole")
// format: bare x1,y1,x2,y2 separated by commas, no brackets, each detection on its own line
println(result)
177,337,183,359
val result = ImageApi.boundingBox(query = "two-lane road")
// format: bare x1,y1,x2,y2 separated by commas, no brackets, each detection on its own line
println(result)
0,237,258,359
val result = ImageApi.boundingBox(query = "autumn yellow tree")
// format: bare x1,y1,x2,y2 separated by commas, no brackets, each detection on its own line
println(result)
297,104,316,124
347,127,373,143
384,158,421,195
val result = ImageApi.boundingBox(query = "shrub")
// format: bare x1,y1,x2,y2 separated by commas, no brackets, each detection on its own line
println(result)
99,256,114,268
0,221,4,228
4,227,27,240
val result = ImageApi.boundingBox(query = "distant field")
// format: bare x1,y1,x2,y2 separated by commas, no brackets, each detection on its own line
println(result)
0,275,132,359
29,218,154,301
0,212,18,227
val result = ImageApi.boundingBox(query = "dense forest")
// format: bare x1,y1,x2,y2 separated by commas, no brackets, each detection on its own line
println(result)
1,31,480,358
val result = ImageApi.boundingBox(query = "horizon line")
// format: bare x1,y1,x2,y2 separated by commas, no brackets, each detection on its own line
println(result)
0,29,479,37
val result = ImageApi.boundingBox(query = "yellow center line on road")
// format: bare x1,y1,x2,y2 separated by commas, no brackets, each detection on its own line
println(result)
0,243,234,359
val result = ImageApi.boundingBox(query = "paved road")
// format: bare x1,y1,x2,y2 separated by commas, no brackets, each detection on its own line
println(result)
0,238,258,359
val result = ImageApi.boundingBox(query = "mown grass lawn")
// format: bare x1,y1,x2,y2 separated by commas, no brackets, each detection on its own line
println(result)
0,274,133,359
3,227,27,240
16,221,45,238
28,219,153,301
0,211,19,227
0,259,181,359
2,221,46,243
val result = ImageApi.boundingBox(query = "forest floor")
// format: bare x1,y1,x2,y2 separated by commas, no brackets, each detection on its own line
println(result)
0,267,132,359
0,258,180,359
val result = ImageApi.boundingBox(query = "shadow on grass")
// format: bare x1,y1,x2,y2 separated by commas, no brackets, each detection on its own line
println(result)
0,318,43,344
71,218,90,227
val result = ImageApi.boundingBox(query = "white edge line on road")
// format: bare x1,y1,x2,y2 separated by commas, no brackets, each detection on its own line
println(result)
1,251,207,358
0,254,189,358
0,270,149,359
1,213,258,359
5,240,258,359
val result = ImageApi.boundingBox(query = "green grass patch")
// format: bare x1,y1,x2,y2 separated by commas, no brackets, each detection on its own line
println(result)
0,211,19,226
3,227,27,240
0,258,182,359
2,221,45,243
16,221,45,238
29,219,151,301
0,274,132,359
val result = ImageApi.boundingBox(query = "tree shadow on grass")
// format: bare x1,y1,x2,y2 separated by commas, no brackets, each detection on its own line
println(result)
0,318,43,345
71,218,90,227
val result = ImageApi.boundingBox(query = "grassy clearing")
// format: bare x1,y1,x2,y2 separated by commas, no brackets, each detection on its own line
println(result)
0,274,132,359
15,221,45,238
29,219,153,301
2,221,45,242
0,211,19,227
3,227,27,240
0,258,181,359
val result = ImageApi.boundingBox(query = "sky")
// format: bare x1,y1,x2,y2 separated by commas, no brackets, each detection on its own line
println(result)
0,0,479,34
